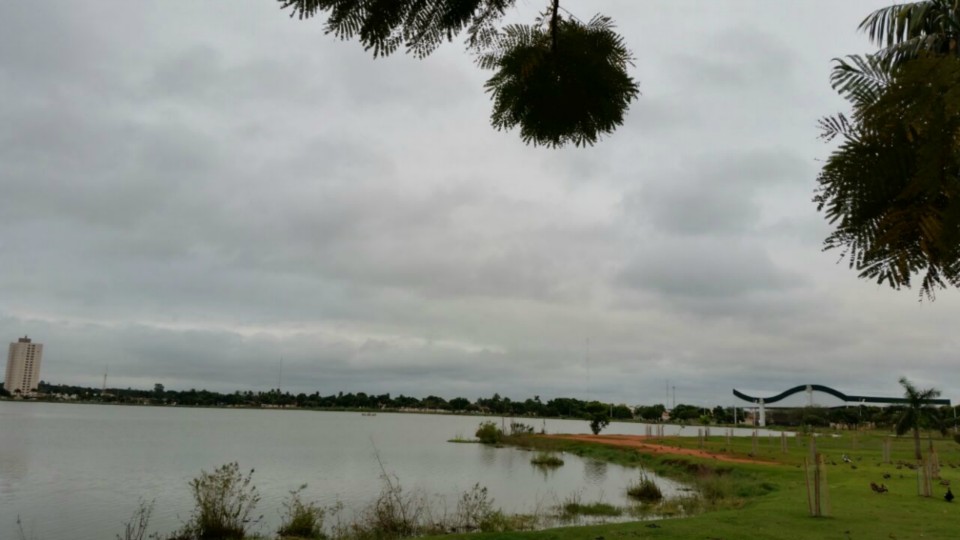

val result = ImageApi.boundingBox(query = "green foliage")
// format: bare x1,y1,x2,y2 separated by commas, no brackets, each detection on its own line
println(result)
509,421,534,436
818,1,960,297
560,501,621,518
610,404,633,420
634,404,666,421
670,404,701,422
479,14,639,147
454,483,496,531
584,401,610,435
818,55,960,296
278,0,512,58
279,1,638,147
278,485,326,539
475,421,503,444
349,473,425,539
858,0,960,66
530,453,564,467
588,416,609,435
178,462,261,540
626,473,662,502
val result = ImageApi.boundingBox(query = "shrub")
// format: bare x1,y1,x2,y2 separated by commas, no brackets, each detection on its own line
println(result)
455,483,495,531
349,473,426,539
179,462,261,540
475,421,503,444
278,485,325,539
626,473,663,502
509,422,534,436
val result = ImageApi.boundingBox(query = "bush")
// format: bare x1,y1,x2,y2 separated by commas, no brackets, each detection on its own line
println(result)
589,416,610,435
278,485,325,539
475,421,503,444
178,462,261,540
455,483,495,531
626,473,663,502
509,422,534,436
347,473,428,539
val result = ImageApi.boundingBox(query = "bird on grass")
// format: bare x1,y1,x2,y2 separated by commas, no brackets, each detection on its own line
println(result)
946,488,954,503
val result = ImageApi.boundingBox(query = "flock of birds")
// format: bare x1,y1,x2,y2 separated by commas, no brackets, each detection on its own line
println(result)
850,453,956,502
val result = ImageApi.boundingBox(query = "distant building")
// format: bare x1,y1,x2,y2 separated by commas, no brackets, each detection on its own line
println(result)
4,336,43,396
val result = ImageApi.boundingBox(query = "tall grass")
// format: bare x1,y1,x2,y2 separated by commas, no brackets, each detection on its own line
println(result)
626,473,663,502
278,485,325,539
174,462,261,540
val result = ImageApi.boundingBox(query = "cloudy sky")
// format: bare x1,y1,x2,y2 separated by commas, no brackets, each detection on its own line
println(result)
2,0,957,406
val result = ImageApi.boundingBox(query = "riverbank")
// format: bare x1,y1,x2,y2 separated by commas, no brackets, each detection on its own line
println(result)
431,430,960,540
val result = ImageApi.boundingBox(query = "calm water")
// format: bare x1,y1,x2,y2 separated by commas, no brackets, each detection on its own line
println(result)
0,402,765,539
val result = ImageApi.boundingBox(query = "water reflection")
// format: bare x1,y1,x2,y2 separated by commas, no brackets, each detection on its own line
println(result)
583,459,608,483
478,445,497,467
0,432,27,497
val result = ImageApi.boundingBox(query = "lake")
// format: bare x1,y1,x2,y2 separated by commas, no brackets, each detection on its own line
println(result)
0,402,765,539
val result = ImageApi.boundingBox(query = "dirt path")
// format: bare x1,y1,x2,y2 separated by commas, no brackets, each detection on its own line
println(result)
544,434,772,465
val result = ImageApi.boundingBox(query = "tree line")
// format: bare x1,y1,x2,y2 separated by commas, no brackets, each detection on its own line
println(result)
3,381,954,434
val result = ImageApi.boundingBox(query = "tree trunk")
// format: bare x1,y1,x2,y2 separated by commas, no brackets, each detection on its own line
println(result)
913,426,922,460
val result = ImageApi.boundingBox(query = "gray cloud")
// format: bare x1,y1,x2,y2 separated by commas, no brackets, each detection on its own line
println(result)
2,0,960,407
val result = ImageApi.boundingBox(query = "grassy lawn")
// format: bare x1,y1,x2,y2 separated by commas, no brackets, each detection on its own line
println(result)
427,430,960,540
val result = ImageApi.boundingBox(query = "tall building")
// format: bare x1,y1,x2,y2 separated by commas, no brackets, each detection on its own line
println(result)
4,336,43,396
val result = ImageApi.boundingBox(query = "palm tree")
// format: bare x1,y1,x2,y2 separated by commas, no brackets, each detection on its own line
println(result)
896,377,942,460
859,0,960,66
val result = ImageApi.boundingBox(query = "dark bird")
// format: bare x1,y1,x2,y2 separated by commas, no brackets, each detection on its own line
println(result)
871,482,888,494
946,488,955,503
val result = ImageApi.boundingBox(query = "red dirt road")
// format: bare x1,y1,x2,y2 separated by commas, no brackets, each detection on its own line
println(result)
545,434,772,465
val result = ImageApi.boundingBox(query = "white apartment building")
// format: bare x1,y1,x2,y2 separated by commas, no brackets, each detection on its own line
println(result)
4,336,43,395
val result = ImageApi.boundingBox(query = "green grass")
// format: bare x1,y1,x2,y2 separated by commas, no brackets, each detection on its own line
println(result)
626,475,663,502
422,430,960,540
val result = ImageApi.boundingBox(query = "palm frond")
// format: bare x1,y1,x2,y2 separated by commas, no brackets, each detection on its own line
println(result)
830,54,893,109
859,1,960,65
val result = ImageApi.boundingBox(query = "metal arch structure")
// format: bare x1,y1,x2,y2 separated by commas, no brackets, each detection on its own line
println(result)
732,384,951,427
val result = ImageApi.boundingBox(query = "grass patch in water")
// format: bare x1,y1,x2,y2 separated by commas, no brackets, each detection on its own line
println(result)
530,453,564,467
560,501,621,517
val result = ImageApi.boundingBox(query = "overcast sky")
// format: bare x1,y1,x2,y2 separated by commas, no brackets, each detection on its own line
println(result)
2,0,957,406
